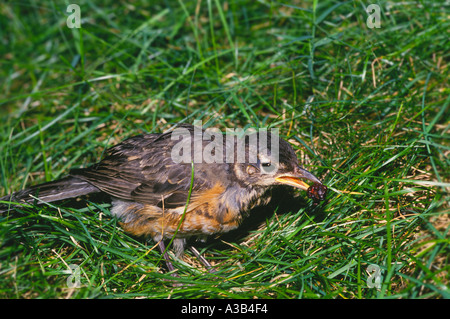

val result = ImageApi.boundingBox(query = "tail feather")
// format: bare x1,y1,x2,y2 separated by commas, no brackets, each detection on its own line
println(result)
0,176,100,212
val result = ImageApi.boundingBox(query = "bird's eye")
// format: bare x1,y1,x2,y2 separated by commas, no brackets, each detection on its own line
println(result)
260,162,276,174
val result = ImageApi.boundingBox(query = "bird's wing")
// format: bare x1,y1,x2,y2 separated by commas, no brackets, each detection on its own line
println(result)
69,127,216,208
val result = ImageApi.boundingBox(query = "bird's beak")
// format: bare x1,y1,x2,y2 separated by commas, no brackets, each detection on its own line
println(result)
275,166,322,191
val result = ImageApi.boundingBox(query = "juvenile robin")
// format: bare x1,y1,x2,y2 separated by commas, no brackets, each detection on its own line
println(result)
0,124,327,273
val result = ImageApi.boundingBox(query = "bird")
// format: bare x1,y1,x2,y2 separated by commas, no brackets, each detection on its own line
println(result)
0,123,327,274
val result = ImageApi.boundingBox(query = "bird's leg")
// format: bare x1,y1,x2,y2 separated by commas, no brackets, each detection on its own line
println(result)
188,246,217,273
158,240,179,277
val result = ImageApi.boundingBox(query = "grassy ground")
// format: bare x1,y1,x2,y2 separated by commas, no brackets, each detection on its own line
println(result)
0,0,448,299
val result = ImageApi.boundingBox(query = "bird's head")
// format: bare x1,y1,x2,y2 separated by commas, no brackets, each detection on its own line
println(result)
232,132,327,201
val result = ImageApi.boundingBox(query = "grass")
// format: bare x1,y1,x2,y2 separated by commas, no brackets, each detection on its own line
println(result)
0,0,448,299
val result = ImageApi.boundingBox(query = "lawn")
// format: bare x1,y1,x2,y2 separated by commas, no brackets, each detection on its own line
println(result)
0,0,448,299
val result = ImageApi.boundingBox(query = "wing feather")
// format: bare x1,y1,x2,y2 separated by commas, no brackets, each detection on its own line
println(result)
69,125,225,208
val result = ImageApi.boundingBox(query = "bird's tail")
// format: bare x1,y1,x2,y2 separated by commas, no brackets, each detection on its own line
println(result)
0,176,100,213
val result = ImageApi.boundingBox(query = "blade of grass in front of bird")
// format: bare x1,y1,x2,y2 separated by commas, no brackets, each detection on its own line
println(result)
161,161,195,268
